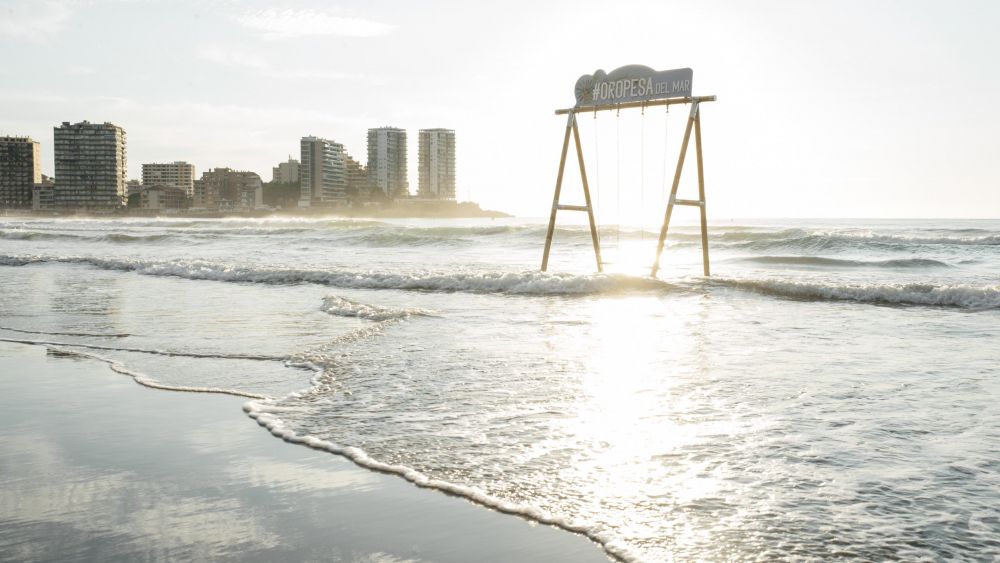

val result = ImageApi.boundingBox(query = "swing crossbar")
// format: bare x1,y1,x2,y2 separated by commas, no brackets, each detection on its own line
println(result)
556,204,590,212
673,198,704,207
554,95,716,116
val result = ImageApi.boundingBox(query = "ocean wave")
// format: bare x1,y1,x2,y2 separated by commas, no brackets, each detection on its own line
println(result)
0,254,673,296
101,233,173,243
5,252,997,310
820,232,1000,246
335,229,475,247
713,278,1000,310
726,231,1000,252
549,227,1000,251
0,229,175,243
0,230,73,241
1,223,572,247
321,296,432,322
738,256,954,269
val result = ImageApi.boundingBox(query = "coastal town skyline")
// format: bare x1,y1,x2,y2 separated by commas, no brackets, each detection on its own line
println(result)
2,0,998,218
1,121,457,212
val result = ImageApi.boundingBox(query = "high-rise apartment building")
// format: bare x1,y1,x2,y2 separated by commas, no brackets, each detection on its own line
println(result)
53,121,127,209
299,136,346,206
272,156,300,184
418,129,456,200
367,127,408,199
0,136,42,209
142,161,195,197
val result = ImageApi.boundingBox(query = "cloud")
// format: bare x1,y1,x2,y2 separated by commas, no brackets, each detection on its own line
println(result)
236,8,395,40
271,68,370,81
0,1,74,40
197,44,376,82
198,46,268,70
68,65,96,75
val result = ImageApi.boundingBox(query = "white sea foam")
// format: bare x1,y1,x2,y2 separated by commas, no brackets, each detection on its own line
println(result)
320,295,431,322
0,254,672,296
738,256,954,269
243,387,640,563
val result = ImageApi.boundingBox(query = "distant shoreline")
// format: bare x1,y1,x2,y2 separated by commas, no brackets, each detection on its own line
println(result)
1,201,513,220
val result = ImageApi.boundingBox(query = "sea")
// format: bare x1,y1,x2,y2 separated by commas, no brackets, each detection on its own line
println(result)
1,215,998,562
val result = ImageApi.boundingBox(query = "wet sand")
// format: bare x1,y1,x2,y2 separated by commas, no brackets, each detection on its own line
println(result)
0,341,609,562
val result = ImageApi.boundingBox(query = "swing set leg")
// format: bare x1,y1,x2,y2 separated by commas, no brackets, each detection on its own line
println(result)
541,113,574,272
695,111,710,277
573,117,603,272
652,103,696,277
541,111,603,273
651,101,710,278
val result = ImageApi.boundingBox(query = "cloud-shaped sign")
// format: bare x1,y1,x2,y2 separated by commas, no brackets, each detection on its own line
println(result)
575,65,693,107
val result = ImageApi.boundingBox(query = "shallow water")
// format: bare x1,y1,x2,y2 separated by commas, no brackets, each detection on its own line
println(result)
2,216,999,561
0,342,606,563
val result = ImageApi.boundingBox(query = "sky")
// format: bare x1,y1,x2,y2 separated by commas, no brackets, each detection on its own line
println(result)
1,0,998,218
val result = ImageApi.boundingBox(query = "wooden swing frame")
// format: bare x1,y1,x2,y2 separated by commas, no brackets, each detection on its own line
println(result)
540,95,716,277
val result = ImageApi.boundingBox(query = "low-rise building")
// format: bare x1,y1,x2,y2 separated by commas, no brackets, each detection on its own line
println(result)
193,168,263,211
126,179,143,197
345,155,371,200
138,186,188,211
32,176,55,211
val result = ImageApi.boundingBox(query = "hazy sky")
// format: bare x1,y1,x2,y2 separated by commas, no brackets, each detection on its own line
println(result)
1,0,997,218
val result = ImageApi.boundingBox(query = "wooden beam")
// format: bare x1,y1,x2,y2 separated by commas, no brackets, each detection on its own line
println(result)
673,198,703,207
572,117,603,272
695,112,710,276
555,95,716,116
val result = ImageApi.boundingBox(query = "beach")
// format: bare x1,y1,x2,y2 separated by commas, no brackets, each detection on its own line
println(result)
0,341,608,562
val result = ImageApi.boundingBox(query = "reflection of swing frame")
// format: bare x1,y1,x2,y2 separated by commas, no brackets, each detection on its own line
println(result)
541,71,716,277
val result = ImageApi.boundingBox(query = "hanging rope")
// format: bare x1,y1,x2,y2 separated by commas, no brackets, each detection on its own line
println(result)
661,104,670,212
592,110,601,244
640,104,646,241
